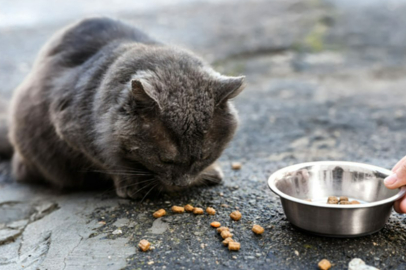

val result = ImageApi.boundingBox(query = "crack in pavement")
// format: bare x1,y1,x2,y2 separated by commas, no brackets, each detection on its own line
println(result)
0,201,59,269
18,231,52,269
62,235,84,270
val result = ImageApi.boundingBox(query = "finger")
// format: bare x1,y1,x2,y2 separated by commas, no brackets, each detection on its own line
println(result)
393,155,406,172
395,161,406,186
394,196,406,214
394,199,401,213
384,159,406,189
384,173,399,189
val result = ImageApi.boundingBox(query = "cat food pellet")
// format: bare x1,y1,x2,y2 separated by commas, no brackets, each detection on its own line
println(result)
184,204,194,212
222,237,234,246
231,162,242,170
171,206,185,213
221,230,233,239
228,242,241,251
210,221,221,228
193,207,204,215
153,209,166,218
340,201,351,205
252,224,264,235
351,200,360,204
206,207,216,215
327,196,338,204
230,211,242,221
138,240,151,252
318,259,332,270
217,227,230,233
339,196,349,202
306,199,312,202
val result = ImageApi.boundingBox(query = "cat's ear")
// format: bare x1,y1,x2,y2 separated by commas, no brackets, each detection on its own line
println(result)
131,79,161,109
215,76,246,106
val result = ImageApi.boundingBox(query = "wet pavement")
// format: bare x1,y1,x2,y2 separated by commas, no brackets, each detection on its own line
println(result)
1,0,406,269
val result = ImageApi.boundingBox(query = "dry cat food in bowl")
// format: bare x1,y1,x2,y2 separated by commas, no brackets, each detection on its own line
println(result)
268,161,406,237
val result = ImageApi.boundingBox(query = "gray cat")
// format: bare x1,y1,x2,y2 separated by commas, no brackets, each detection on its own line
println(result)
0,17,245,199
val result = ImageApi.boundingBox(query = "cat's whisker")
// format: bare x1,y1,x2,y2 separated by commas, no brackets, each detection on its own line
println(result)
118,178,156,187
198,180,210,188
89,170,152,177
108,172,152,177
108,170,151,174
113,176,155,184
94,177,156,197
112,165,149,171
105,167,150,172
107,167,152,173
118,178,157,190
78,169,150,175
140,183,158,203
96,186,119,197
121,181,158,198
99,169,151,174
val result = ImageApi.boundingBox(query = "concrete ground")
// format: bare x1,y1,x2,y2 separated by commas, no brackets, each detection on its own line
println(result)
1,0,406,269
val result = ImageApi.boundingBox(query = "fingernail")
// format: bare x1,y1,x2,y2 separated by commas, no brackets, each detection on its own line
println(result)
384,174,398,185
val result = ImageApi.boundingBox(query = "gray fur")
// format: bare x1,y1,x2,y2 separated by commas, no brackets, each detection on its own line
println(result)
4,17,245,198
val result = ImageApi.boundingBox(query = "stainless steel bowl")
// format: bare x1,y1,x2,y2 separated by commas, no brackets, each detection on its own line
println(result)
268,161,406,237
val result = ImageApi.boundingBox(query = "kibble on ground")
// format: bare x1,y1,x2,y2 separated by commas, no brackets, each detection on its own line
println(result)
206,207,216,215
210,221,221,228
171,206,185,213
228,242,241,251
318,259,332,270
152,209,166,218
193,207,204,215
230,211,242,221
184,204,194,212
252,224,264,235
217,227,229,233
138,240,151,252
231,162,242,170
221,230,233,239
222,237,234,246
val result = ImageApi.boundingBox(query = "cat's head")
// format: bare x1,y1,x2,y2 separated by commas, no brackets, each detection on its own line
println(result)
114,48,245,190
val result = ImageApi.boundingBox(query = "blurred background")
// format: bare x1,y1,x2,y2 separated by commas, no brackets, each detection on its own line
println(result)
1,0,406,95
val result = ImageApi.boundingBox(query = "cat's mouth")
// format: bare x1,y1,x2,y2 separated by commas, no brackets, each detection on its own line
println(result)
158,174,194,192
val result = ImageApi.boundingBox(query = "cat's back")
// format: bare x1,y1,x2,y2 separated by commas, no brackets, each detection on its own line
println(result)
10,17,157,146
38,17,157,68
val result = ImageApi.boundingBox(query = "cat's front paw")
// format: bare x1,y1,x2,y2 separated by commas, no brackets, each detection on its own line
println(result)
114,177,156,200
197,163,224,186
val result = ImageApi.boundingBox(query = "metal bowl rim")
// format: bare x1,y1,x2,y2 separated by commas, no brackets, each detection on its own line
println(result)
268,161,406,209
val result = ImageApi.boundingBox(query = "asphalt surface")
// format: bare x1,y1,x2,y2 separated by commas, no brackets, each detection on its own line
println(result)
1,0,406,269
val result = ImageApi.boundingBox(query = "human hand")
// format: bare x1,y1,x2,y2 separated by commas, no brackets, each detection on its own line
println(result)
384,156,406,213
